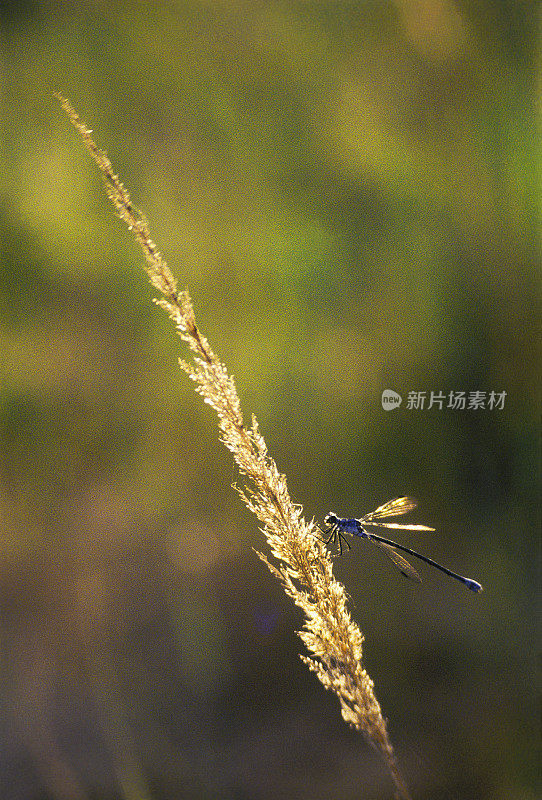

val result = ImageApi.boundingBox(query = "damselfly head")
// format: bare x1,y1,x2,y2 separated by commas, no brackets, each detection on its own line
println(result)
324,513,339,526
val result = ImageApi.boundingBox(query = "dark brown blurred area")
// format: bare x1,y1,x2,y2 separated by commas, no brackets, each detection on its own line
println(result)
1,1,539,798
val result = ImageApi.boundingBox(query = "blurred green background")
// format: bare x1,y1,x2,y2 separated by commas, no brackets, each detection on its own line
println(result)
1,2,540,799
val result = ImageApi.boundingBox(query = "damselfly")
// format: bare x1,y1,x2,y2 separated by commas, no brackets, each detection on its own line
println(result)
322,497,483,593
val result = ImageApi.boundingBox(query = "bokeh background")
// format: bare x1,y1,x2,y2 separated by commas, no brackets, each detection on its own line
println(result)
1,2,540,799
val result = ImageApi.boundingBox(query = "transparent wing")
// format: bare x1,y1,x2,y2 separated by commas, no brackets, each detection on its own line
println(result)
367,522,435,531
370,539,422,583
361,497,434,530
362,497,419,521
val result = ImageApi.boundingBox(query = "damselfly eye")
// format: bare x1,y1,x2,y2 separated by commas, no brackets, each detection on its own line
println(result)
324,513,338,525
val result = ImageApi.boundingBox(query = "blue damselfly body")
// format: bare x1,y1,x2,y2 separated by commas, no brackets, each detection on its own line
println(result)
322,497,483,593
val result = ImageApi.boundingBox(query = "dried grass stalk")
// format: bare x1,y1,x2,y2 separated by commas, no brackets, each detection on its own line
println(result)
57,94,412,800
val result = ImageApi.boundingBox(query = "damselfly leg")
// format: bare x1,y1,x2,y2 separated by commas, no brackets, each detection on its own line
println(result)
321,523,351,556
